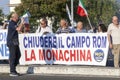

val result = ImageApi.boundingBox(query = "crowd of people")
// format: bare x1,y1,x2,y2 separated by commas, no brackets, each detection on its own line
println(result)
0,12,120,76
1,15,108,34
35,18,108,34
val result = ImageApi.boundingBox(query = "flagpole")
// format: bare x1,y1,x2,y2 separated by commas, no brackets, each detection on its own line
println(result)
66,4,72,22
71,0,74,27
86,15,93,29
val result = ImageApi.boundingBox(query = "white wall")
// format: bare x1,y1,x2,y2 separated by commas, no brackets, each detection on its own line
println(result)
9,0,21,12
10,0,21,4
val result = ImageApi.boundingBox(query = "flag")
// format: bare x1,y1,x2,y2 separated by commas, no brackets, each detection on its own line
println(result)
77,0,88,17
22,10,31,24
66,4,72,21
21,11,31,33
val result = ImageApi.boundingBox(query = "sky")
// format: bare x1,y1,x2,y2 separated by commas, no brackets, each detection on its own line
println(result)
0,0,9,15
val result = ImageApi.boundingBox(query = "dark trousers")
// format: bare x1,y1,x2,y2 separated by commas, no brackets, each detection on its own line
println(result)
8,45,21,73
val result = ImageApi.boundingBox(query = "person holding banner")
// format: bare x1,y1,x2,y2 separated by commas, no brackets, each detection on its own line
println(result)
74,21,87,33
2,21,9,29
36,18,53,35
56,19,75,34
7,12,24,76
97,24,113,65
97,24,107,33
107,16,120,68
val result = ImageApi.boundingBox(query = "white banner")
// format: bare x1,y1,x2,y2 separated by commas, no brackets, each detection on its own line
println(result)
0,30,9,60
19,33,109,66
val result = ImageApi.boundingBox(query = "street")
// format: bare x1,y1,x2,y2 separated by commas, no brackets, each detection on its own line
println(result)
0,74,119,80
0,53,116,80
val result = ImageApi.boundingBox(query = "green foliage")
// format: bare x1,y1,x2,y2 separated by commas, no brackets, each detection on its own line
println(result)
15,0,69,32
81,0,119,27
15,0,120,32
0,9,4,24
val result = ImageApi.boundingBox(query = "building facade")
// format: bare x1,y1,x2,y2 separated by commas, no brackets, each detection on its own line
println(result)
8,0,21,12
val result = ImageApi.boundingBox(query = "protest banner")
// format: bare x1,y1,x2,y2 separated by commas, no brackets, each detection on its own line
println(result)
19,33,109,66
0,30,9,60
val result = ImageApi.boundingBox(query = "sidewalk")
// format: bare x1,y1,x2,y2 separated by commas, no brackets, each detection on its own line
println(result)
0,64,120,77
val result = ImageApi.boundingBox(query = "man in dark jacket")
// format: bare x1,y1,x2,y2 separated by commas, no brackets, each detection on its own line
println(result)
7,13,24,76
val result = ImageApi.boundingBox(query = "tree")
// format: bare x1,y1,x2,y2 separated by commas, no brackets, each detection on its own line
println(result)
0,9,4,24
15,0,69,32
15,0,120,32
74,0,119,28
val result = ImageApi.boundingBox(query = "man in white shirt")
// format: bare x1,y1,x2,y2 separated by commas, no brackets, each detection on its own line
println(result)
74,21,87,33
36,18,52,35
107,16,120,68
